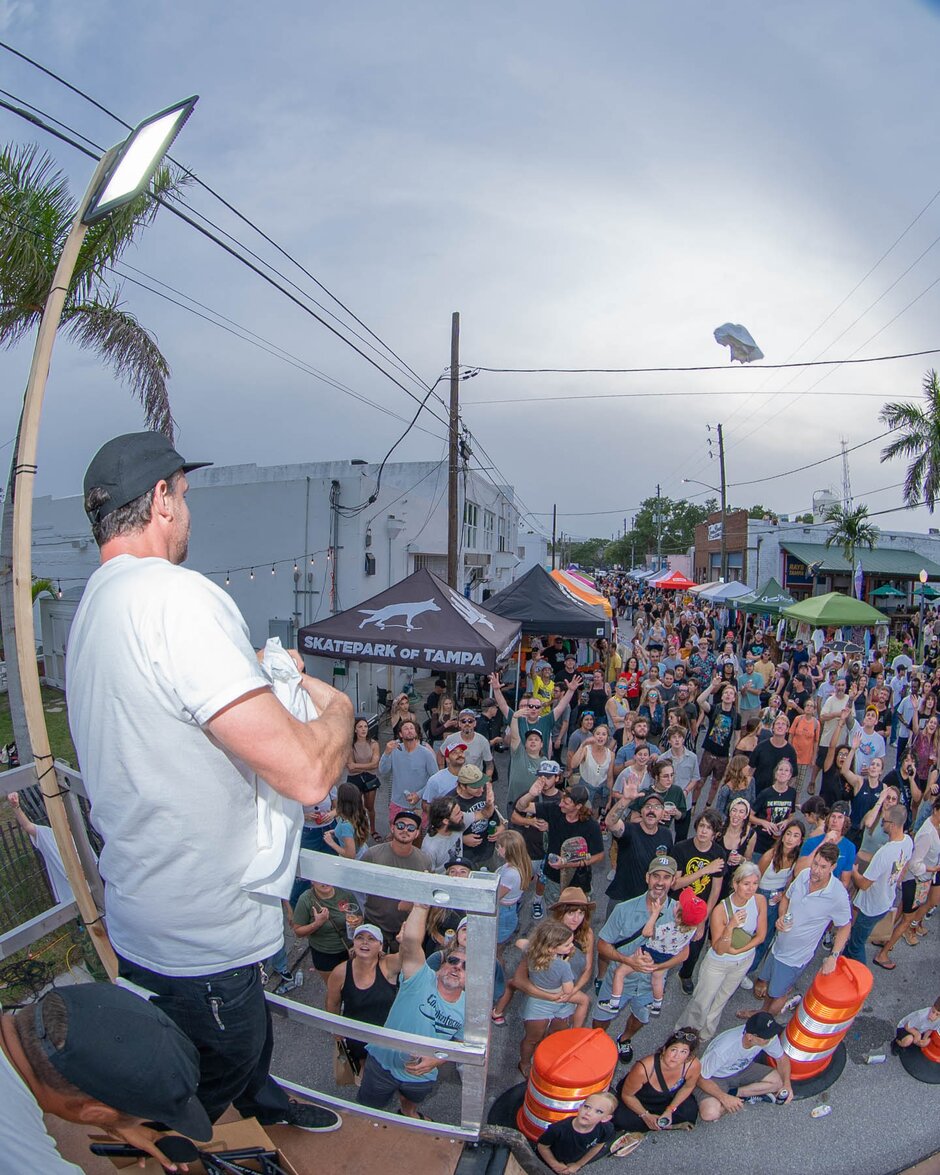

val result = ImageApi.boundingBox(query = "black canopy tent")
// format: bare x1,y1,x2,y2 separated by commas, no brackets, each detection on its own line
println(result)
298,567,521,674
484,564,609,638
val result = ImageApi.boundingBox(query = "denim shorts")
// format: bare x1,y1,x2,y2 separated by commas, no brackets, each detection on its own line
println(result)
357,1055,435,1109
497,902,520,944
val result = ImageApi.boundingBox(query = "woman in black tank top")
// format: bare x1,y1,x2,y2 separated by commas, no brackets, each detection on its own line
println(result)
614,1031,701,1132
326,925,402,1062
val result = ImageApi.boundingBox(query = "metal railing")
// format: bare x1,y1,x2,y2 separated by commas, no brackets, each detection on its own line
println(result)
0,760,100,960
266,848,499,1139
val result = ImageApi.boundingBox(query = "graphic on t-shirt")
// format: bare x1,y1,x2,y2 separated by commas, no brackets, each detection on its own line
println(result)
683,855,713,895
764,797,793,824
419,991,464,1037
709,711,734,749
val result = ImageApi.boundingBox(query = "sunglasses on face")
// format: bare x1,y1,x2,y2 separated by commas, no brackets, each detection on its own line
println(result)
393,820,419,831
445,955,467,969
674,1029,698,1044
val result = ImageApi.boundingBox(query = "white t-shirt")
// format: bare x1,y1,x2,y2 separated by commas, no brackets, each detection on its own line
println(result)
0,1044,83,1171
441,731,493,769
819,693,849,748
422,767,460,803
422,829,465,873
497,863,523,905
771,869,852,968
30,825,74,906
699,1025,784,1079
898,1006,939,1035
854,836,914,917
66,555,282,976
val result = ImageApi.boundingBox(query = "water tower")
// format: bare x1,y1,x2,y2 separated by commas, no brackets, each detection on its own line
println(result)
813,488,839,524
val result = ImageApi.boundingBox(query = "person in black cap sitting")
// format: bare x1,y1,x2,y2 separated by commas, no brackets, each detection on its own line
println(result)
695,1011,792,1120
0,982,211,1173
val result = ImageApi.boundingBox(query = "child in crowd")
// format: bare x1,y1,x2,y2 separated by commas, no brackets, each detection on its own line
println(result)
536,1092,618,1174
517,922,592,1073
598,887,708,1016
893,996,940,1051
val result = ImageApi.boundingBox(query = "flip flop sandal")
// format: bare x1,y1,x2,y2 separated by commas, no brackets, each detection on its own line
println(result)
397,1109,428,1120
872,957,896,970
491,1011,506,1025
610,1133,644,1157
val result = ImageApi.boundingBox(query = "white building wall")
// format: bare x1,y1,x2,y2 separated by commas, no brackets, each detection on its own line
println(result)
30,458,521,707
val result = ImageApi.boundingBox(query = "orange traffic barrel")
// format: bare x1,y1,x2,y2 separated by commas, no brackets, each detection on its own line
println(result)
781,958,872,1083
516,1028,617,1141
899,1028,940,1085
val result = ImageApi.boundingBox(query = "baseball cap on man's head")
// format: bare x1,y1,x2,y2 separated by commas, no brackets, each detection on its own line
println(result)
538,759,562,777
457,764,484,788
84,432,211,524
443,742,468,759
744,1011,784,1041
647,854,677,877
35,983,212,1140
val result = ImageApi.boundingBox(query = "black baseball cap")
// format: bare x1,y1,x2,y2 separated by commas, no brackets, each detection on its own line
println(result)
744,1010,783,1040
84,432,212,524
34,984,212,1140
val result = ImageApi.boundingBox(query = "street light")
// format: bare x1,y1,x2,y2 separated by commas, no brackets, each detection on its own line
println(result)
683,475,727,583
919,569,928,665
10,97,198,978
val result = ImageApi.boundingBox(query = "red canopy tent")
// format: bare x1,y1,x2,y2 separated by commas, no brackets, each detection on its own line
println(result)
654,569,696,591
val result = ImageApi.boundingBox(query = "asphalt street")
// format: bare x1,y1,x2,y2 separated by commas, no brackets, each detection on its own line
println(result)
269,676,940,1175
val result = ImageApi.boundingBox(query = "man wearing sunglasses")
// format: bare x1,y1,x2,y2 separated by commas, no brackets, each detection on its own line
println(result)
489,670,583,765
438,710,494,780
361,811,431,946
358,903,465,1119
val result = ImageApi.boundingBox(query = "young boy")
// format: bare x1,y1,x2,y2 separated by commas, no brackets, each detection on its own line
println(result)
893,997,940,1051
536,1091,617,1173
598,886,707,1015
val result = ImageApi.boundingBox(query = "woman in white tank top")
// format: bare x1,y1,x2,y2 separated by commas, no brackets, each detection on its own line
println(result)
682,862,767,1040
568,724,614,814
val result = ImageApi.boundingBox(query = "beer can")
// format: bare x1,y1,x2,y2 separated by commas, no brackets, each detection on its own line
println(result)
810,1104,832,1118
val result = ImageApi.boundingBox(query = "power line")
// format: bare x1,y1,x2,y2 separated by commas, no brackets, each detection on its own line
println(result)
463,387,897,407
726,430,896,488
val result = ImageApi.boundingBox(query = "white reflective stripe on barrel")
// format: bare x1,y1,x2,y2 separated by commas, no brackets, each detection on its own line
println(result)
520,1106,555,1132
796,1006,855,1036
783,1039,838,1063
527,1090,587,1112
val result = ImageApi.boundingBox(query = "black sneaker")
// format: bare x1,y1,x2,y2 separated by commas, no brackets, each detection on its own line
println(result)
618,1040,634,1064
281,1099,342,1132
532,901,544,920
680,978,694,995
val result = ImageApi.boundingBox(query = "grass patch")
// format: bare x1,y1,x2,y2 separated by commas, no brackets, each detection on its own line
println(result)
0,684,77,768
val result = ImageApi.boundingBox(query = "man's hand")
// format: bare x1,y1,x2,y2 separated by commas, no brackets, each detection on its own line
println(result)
6,791,19,808
404,1055,440,1077
101,1122,191,1172
567,674,583,693
721,1093,744,1114
385,739,400,755
820,954,838,975
624,947,654,972
463,832,483,847
490,673,504,693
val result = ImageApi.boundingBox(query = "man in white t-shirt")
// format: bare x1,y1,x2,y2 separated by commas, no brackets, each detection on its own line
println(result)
696,1012,792,1120
438,710,494,778
67,432,352,1132
0,983,211,1172
846,804,913,964
6,791,80,905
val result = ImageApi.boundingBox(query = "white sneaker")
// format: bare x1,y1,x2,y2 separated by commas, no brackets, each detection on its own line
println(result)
607,869,615,882
739,975,754,990
781,993,801,1014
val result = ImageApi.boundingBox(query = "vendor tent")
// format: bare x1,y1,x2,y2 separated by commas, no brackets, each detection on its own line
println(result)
689,580,721,595
550,569,613,618
653,569,696,591
871,584,906,599
485,564,609,637
298,567,521,672
739,578,795,617
697,580,753,603
781,591,888,628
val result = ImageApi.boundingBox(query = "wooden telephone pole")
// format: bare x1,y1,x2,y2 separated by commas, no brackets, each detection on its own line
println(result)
447,312,460,588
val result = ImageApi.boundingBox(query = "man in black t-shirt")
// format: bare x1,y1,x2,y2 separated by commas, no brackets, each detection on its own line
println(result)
514,781,604,906
605,793,674,909
749,714,798,790
672,809,726,992
453,769,497,867
545,635,570,680
751,766,798,856
695,680,741,805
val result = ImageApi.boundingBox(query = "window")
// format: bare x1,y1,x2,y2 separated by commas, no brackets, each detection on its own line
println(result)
463,501,478,548
483,510,495,550
498,515,508,553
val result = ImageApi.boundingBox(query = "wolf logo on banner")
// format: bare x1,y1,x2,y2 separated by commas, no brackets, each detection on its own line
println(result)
358,598,441,632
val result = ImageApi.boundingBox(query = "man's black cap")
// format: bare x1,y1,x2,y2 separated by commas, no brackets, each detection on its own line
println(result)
34,983,212,1140
744,1010,783,1040
84,432,211,524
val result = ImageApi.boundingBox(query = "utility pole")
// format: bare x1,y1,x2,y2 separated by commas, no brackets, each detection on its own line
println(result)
655,484,662,571
717,423,728,582
447,311,460,588
551,503,557,569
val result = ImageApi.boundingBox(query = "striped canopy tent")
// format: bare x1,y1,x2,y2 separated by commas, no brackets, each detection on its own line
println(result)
652,569,696,591
550,569,613,617
565,568,596,588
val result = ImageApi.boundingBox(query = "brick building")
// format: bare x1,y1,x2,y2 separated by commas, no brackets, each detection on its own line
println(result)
693,508,749,583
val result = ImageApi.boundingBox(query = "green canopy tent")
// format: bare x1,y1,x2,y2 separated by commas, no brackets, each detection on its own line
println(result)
738,577,795,617
870,584,906,599
781,592,889,628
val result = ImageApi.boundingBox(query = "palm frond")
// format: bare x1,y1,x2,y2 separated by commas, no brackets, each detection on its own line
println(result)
63,297,173,438
879,370,940,512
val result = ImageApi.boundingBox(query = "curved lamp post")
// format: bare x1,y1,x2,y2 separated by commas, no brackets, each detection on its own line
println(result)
11,97,197,977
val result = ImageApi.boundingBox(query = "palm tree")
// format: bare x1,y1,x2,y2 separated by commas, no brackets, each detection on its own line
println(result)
0,142,180,760
824,502,879,565
880,369,940,511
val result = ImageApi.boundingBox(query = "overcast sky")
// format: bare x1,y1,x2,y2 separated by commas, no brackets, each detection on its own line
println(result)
2,0,940,543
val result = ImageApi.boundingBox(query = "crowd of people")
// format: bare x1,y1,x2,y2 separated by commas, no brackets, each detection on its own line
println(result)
6,431,939,1173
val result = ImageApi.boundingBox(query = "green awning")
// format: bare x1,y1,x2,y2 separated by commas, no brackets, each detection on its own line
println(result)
739,577,795,616
914,584,940,600
780,542,940,578
782,592,889,627
870,584,906,598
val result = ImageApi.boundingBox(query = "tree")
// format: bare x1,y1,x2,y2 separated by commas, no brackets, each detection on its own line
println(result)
823,502,878,565
0,143,179,762
880,369,940,511
566,537,611,568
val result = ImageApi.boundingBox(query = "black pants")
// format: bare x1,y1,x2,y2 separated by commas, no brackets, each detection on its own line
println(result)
118,955,290,1124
